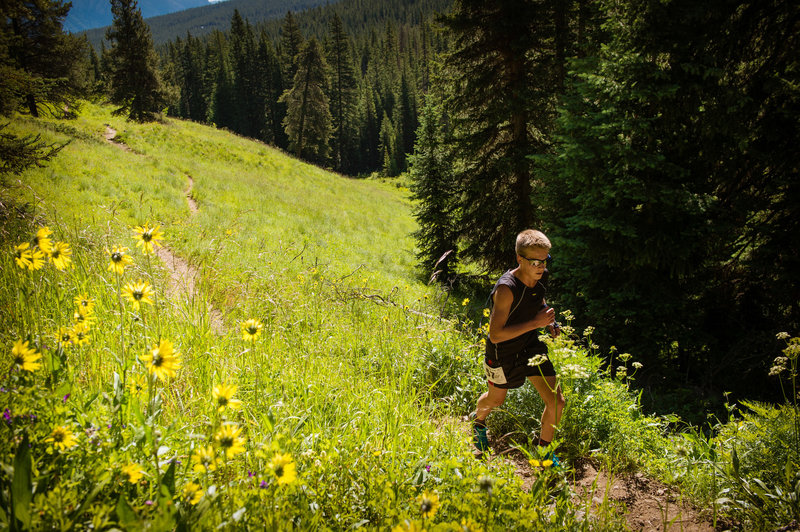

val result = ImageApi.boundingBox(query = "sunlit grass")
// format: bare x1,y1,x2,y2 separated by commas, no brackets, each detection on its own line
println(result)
3,102,796,529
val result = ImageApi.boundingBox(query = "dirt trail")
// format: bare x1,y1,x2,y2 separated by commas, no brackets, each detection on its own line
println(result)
103,125,131,151
442,416,716,531
104,125,224,335
503,446,714,531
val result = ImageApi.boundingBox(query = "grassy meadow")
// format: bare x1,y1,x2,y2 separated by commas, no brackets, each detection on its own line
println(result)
1,102,798,530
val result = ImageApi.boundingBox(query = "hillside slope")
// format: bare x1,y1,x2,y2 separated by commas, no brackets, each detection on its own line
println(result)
65,0,209,33
7,102,420,289
81,0,338,46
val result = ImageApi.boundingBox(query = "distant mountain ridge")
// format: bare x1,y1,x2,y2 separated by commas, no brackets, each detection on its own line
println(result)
65,0,213,33
80,0,339,47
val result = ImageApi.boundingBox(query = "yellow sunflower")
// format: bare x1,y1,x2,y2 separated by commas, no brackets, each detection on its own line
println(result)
11,339,42,372
74,294,96,315
240,318,263,342
71,323,90,346
126,373,147,397
141,339,181,381
214,424,246,459
56,327,74,349
182,482,203,505
132,223,164,254
391,521,424,532
121,279,154,311
33,226,53,255
191,445,218,473
14,243,33,269
45,425,78,451
72,310,95,329
120,463,145,484
107,246,133,275
192,445,217,473
28,247,45,270
49,242,72,270
416,490,440,519
269,453,297,486
212,383,242,413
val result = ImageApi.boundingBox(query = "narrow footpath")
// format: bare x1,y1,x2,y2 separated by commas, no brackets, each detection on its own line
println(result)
104,125,225,335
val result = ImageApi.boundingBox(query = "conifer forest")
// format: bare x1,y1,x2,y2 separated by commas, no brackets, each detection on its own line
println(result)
1,0,799,528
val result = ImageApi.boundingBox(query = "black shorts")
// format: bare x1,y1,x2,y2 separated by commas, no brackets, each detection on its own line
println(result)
483,347,556,389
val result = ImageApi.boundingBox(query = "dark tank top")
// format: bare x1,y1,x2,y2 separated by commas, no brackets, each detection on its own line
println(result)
485,269,548,360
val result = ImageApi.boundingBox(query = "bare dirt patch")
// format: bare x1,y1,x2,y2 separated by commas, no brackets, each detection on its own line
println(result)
185,175,198,215
101,125,223,334
450,416,716,531
154,245,224,335
570,459,715,531
103,125,131,152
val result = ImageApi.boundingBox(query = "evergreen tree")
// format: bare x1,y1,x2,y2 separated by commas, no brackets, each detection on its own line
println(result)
378,111,399,176
106,0,169,121
87,44,104,95
409,97,458,280
551,0,799,395
177,33,207,122
437,0,566,272
0,0,86,117
279,11,304,85
258,31,286,146
396,68,417,170
325,13,358,173
279,38,332,164
0,123,65,177
209,32,236,130
357,84,380,173
229,11,261,137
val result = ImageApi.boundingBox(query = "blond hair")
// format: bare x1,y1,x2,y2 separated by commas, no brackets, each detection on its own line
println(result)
515,229,551,255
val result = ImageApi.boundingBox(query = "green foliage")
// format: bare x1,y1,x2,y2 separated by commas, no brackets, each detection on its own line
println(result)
0,123,66,177
325,13,358,173
280,38,332,164
409,97,459,280
550,0,800,402
436,0,579,272
106,0,170,121
5,101,798,530
157,0,449,176
0,0,87,118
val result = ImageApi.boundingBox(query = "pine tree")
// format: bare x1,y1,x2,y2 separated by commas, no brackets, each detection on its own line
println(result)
106,0,169,121
1,0,86,117
279,11,304,85
551,0,799,394
177,33,207,122
378,111,399,176
396,69,417,170
258,31,285,146
409,97,458,280
209,32,236,130
325,13,358,173
437,0,566,272
279,38,332,164
229,10,261,137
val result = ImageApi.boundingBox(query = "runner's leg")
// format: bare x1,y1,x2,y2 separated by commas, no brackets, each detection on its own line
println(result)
528,375,565,443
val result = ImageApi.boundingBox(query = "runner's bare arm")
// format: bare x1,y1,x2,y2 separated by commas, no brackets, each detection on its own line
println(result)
488,285,555,343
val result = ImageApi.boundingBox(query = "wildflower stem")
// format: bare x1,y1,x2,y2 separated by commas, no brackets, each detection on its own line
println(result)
147,373,162,492
145,253,162,338
484,489,493,531
115,272,127,428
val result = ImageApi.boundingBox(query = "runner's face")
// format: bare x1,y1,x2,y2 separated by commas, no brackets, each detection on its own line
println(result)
518,248,549,279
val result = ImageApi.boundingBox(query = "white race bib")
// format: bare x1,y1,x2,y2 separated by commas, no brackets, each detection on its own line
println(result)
483,360,507,385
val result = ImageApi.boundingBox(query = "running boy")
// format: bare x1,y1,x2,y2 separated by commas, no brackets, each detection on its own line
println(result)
472,229,565,455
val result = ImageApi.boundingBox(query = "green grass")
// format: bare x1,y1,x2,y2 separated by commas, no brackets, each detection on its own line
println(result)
2,102,798,530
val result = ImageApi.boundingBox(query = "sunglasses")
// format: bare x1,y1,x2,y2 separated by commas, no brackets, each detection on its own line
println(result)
520,254,550,268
